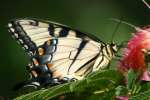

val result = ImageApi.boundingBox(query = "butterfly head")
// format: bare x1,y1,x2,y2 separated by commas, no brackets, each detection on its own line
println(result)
110,42,118,53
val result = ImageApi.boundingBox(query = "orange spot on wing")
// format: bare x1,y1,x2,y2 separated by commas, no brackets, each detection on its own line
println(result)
53,71,63,78
33,58,39,66
47,63,53,69
38,48,45,55
31,70,38,77
47,40,51,45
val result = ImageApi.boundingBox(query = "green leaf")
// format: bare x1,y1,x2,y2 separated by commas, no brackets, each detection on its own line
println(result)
130,90,150,100
70,78,115,93
86,70,124,84
115,85,128,96
95,88,116,100
140,82,150,92
14,83,71,100
39,83,71,100
14,89,46,100
14,69,124,100
69,79,88,92
131,84,141,94
127,69,137,89
86,94,102,100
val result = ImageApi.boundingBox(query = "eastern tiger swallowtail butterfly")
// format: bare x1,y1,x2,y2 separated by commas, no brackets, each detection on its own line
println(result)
8,18,118,89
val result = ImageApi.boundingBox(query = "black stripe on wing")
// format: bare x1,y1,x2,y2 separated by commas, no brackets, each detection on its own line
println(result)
59,28,69,37
68,39,88,73
48,24,55,36
8,18,105,56
75,54,99,76
8,20,37,55
23,18,104,42
8,19,57,55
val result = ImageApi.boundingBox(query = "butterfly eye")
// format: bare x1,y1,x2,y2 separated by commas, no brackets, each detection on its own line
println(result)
110,42,116,47
110,42,118,52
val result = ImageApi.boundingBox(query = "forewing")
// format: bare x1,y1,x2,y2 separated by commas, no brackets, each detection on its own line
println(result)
8,18,102,80
49,37,100,79
8,18,101,55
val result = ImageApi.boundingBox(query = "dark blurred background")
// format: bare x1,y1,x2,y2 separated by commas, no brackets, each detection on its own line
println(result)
0,0,149,98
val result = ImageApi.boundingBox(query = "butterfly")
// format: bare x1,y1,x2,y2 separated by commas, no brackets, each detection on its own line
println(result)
8,18,118,89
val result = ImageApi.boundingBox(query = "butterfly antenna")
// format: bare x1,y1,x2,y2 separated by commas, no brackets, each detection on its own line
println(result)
142,0,150,9
110,18,149,34
110,17,123,43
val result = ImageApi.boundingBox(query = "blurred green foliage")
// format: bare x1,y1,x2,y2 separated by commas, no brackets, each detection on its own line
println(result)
15,70,124,100
0,0,149,98
13,69,150,100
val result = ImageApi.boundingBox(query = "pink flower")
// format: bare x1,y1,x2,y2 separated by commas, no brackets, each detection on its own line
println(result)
119,26,150,81
116,96,129,100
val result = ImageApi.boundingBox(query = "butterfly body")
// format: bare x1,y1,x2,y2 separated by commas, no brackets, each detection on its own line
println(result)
8,18,117,89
